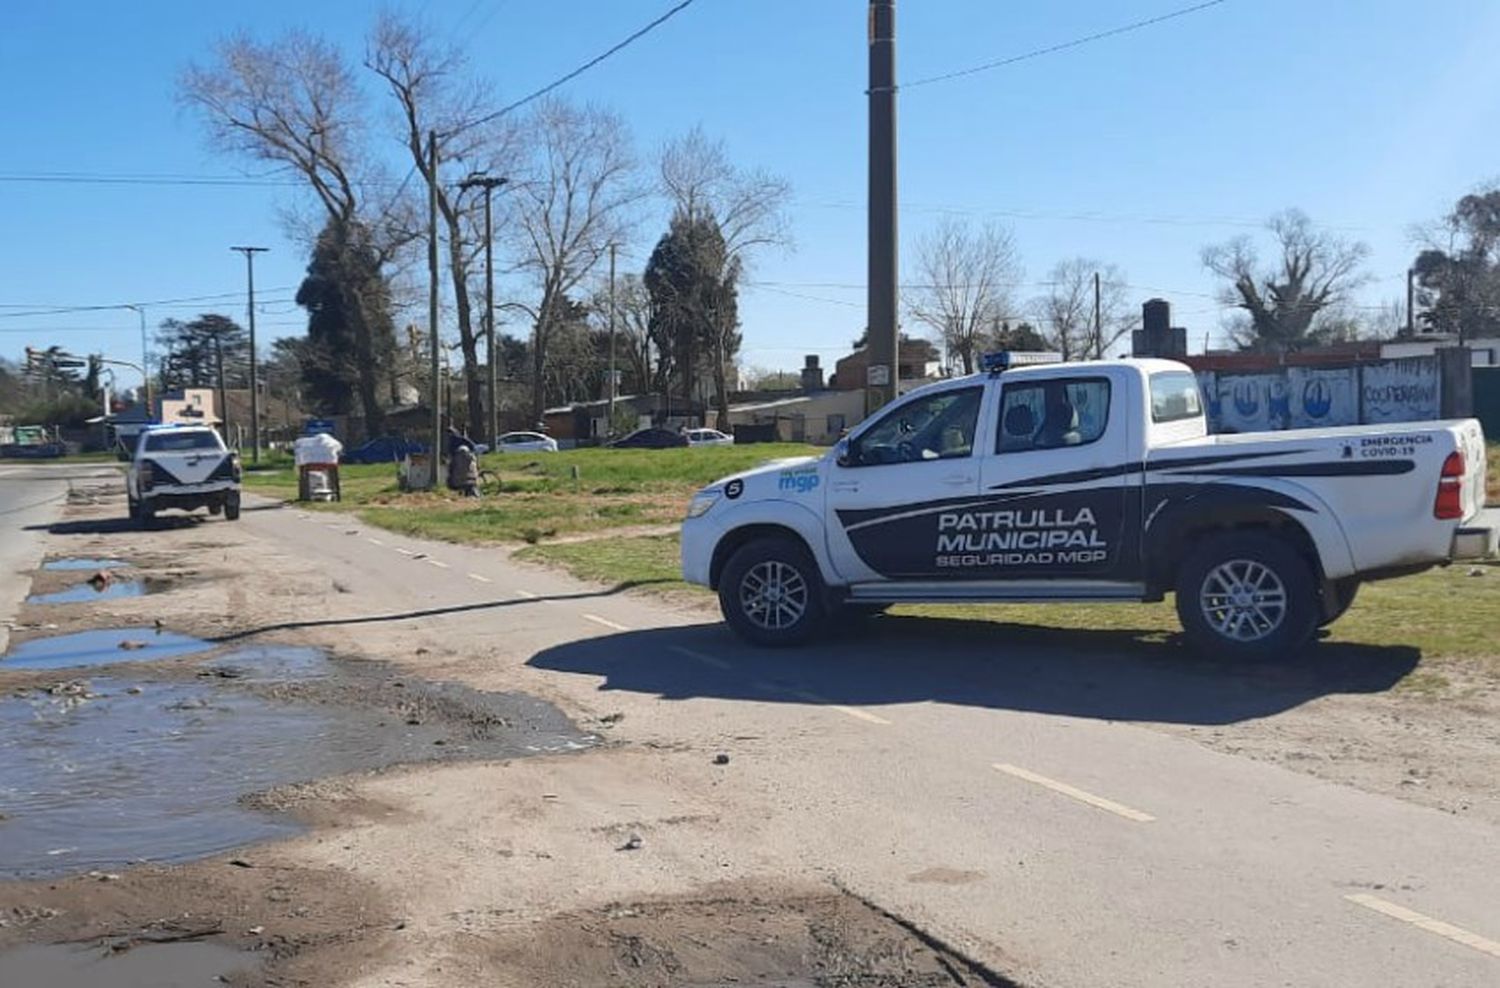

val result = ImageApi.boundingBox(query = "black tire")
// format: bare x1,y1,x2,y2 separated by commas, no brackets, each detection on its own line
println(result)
717,536,827,647
135,497,155,530
1175,531,1318,661
224,492,242,521
1319,578,1359,627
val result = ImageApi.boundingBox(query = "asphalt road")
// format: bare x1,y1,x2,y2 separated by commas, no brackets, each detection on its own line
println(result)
0,461,118,652
164,499,1500,986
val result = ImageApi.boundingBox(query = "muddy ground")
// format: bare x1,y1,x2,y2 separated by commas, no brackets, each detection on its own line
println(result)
2,480,1498,986
0,484,1014,987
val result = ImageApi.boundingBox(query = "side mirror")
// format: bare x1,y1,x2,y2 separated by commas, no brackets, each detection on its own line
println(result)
834,439,854,468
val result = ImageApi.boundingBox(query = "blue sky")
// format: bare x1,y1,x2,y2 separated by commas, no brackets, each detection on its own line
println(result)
4,0,1500,393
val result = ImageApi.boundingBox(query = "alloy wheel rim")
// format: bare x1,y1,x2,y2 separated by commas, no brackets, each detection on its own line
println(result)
1200,559,1288,643
740,560,809,631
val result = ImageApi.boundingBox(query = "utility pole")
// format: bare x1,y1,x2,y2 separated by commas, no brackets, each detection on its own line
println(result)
1406,266,1416,337
215,334,228,442
608,242,618,430
428,131,442,490
230,246,268,463
458,173,508,444
866,0,898,415
1093,271,1103,359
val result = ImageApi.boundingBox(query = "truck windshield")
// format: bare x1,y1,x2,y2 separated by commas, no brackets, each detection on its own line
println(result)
144,431,222,452
1150,372,1204,423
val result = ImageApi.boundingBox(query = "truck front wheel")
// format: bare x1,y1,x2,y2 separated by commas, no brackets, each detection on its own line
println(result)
718,536,827,647
1175,532,1318,661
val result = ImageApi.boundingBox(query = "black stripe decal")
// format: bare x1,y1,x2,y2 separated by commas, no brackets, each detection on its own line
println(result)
1170,460,1415,478
985,448,1314,491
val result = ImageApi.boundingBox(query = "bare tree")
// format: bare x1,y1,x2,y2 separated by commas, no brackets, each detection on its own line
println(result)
906,217,1022,374
591,273,655,396
659,126,791,423
512,99,640,423
180,31,409,435
1033,259,1134,360
367,12,521,433
1202,210,1370,352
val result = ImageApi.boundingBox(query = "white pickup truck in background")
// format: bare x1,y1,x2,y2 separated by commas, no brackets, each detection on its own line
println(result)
682,355,1497,658
126,424,242,527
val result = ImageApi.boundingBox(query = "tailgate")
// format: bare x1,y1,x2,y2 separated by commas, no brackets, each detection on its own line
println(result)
1456,420,1489,520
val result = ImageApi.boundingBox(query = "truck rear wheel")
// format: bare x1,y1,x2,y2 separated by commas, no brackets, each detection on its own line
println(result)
718,536,826,647
224,492,241,521
1175,532,1318,661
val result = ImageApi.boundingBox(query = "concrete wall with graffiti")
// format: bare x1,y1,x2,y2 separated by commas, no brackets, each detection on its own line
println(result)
1195,357,1442,433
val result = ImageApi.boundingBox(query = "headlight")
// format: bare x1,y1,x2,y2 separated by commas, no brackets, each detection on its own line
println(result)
685,491,720,519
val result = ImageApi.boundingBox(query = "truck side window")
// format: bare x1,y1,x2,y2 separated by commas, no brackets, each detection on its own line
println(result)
1149,371,1204,422
997,378,1110,453
845,387,983,466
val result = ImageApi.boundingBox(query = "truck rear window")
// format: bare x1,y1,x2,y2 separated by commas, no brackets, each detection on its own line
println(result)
144,431,222,452
1150,372,1203,423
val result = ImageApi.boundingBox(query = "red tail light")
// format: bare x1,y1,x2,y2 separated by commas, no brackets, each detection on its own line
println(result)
1434,451,1465,520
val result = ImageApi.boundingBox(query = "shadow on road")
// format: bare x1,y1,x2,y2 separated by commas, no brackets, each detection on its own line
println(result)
527,614,1421,727
209,581,679,643
27,516,200,535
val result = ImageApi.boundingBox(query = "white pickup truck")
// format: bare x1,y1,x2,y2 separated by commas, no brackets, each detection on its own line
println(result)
126,424,242,526
681,355,1496,658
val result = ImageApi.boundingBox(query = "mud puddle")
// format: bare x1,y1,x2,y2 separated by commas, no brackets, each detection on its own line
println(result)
0,628,210,671
41,558,129,572
27,579,150,605
0,940,255,988
487,886,1015,987
0,646,593,877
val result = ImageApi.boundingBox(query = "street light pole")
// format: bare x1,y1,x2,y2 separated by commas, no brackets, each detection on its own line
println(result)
124,304,151,415
458,173,508,445
231,246,269,463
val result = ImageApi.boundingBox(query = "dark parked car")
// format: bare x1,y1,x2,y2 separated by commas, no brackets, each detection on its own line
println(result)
608,428,689,449
343,436,428,464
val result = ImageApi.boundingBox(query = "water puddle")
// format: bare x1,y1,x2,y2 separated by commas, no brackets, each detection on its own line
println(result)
41,558,129,572
198,644,330,682
0,941,255,988
0,628,210,671
27,580,150,606
0,647,593,877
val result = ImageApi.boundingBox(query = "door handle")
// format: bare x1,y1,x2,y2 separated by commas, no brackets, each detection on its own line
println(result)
941,474,975,486
831,481,860,493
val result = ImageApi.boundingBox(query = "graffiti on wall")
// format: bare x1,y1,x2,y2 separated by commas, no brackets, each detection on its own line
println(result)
1360,358,1440,423
1197,357,1440,433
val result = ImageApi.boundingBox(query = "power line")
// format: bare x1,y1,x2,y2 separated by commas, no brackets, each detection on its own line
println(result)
0,171,302,188
905,0,1231,89
0,288,298,320
451,0,699,135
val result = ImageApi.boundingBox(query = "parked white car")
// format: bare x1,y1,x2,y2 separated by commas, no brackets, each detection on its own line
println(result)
126,424,241,526
493,431,559,453
685,428,735,447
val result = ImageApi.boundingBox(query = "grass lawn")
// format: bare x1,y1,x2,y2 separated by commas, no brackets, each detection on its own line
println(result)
242,443,821,544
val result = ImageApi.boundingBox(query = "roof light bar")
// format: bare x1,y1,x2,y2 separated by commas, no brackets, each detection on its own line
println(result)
980,351,1063,374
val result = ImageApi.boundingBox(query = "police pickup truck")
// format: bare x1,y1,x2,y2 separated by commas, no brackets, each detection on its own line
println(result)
682,353,1496,658
126,424,242,526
